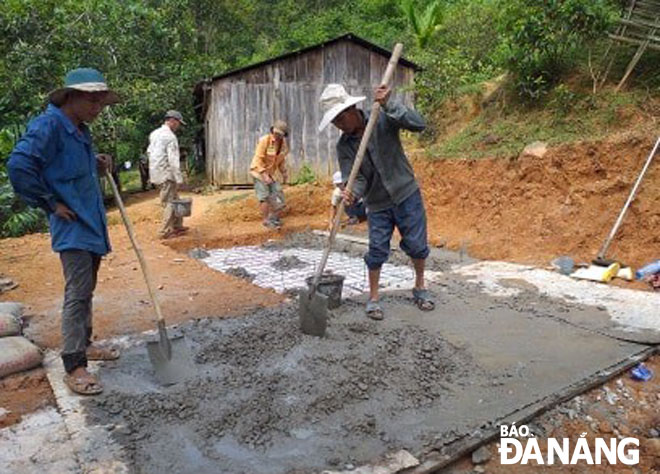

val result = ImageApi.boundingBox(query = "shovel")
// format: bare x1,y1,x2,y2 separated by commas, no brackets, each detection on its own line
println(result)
299,43,404,336
105,169,194,385
592,135,660,267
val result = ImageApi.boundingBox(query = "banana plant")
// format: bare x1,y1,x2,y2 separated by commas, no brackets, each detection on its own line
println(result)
400,0,444,49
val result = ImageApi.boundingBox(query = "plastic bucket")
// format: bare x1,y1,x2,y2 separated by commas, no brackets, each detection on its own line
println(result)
172,198,192,217
305,273,345,309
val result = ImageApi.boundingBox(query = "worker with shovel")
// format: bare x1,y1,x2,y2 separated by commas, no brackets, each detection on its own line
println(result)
250,120,289,229
7,68,121,395
147,110,188,239
319,84,434,320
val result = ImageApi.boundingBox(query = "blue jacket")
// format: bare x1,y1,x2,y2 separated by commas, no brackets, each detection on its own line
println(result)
8,104,111,255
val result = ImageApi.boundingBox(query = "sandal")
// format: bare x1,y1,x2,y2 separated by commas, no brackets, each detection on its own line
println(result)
412,288,435,311
63,372,103,396
366,300,384,320
159,230,178,239
87,343,120,361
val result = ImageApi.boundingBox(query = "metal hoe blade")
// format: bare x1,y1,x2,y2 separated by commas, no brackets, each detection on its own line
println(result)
299,288,328,337
146,321,195,385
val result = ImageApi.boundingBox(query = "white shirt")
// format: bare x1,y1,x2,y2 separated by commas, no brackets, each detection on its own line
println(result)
331,187,342,207
147,124,183,185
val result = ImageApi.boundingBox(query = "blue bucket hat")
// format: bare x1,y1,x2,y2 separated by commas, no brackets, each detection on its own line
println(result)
48,68,120,106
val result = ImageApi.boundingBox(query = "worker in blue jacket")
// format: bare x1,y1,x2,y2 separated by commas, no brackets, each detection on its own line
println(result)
8,68,121,395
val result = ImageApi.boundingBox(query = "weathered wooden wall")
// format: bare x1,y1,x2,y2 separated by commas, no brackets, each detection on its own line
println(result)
205,39,416,185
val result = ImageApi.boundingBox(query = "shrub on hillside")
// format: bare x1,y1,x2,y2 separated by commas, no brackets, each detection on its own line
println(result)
498,0,619,101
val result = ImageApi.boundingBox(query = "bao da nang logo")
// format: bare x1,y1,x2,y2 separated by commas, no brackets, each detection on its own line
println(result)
498,423,639,466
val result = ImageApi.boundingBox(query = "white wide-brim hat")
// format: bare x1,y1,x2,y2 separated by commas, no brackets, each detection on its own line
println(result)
318,84,365,132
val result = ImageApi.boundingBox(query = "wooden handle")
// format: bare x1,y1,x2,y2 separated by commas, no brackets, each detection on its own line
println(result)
311,43,404,289
596,135,660,259
105,170,166,324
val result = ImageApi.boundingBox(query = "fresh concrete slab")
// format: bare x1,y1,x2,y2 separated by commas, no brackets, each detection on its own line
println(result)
454,261,660,343
69,267,651,474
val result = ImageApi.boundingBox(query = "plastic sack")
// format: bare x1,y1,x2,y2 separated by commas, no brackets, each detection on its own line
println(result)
0,302,23,316
0,312,21,337
0,336,43,378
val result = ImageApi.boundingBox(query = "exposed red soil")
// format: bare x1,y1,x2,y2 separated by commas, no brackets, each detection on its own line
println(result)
414,133,660,270
0,368,55,429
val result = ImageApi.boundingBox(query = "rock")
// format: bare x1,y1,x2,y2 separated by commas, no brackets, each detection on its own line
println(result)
482,134,500,145
649,428,659,438
188,248,210,259
603,388,618,405
471,446,491,465
0,276,18,293
520,141,548,159
644,438,660,458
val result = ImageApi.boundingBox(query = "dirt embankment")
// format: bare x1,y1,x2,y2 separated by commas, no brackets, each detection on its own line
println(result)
415,134,660,269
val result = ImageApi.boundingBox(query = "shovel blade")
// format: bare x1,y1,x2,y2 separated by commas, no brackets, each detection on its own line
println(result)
147,332,195,386
299,289,328,337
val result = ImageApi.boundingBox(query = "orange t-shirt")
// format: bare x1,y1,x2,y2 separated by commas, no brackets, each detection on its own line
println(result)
250,134,288,180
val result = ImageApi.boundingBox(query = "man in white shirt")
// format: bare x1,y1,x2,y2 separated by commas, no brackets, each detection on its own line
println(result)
148,110,188,239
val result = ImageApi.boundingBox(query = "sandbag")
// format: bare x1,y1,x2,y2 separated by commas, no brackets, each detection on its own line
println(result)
0,312,21,337
0,302,23,317
0,336,43,378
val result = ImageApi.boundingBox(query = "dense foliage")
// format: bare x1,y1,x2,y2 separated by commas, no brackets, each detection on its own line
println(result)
499,0,619,100
1,0,654,237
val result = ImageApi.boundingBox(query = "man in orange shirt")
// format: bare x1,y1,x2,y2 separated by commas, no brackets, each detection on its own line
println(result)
250,120,289,228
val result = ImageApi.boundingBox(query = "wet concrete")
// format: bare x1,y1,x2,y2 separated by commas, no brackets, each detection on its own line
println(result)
188,248,210,260
82,268,649,474
271,255,307,271
263,231,475,272
224,267,255,282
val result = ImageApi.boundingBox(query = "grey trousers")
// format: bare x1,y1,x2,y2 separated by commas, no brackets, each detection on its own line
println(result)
60,250,101,373
159,179,183,236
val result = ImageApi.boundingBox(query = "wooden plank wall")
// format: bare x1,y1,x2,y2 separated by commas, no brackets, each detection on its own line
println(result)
205,40,417,184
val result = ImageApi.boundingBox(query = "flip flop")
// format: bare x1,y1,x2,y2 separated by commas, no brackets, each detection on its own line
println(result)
63,373,103,396
86,344,120,361
366,300,384,320
412,288,435,311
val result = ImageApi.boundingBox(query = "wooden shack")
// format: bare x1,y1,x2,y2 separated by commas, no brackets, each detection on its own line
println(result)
194,34,420,185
